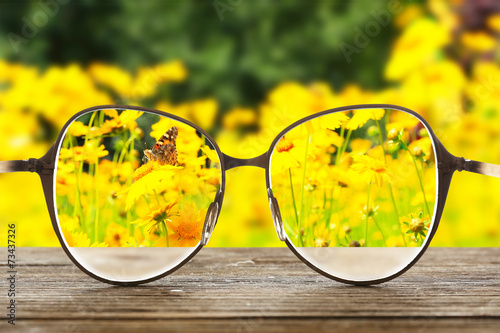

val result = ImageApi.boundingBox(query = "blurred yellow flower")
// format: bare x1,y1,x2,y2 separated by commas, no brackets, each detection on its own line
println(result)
200,145,220,164
395,4,423,28
408,137,433,160
461,31,497,52
385,18,450,80
104,223,133,247
62,229,108,247
154,60,188,82
350,138,372,154
89,63,133,96
487,14,500,32
190,98,218,130
223,107,257,129
59,214,80,233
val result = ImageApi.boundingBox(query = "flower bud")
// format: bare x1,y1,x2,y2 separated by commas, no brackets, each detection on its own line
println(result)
315,238,329,247
387,128,399,140
349,240,360,247
367,126,379,137
412,146,423,157
410,217,425,233
418,128,428,137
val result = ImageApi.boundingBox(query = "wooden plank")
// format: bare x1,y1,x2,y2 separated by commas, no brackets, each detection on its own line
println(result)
1,247,499,332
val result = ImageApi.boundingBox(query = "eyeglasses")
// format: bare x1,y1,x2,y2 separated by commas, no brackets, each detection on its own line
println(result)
1,104,496,285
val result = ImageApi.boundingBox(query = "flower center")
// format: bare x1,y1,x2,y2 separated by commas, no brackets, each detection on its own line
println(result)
176,220,199,239
410,218,425,232
277,137,294,153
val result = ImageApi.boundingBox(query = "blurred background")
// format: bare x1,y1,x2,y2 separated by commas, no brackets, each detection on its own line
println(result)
1,0,500,247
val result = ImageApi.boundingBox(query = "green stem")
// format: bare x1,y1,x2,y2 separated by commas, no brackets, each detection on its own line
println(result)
94,157,100,243
365,182,372,247
299,133,311,246
371,216,388,247
288,168,302,246
336,186,343,246
162,220,170,247
335,125,345,166
401,140,430,216
375,119,406,246
339,129,352,160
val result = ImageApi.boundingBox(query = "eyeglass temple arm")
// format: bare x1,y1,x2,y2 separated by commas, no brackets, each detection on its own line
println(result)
453,158,500,178
0,158,53,175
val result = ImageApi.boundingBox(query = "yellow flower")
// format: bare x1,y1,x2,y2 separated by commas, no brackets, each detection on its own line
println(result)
328,165,352,187
487,14,500,32
350,138,372,155
132,160,162,182
58,141,109,163
307,112,350,133
128,61,187,101
190,99,218,130
62,227,108,247
223,107,257,129
200,145,220,164
58,214,80,233
153,60,188,82
100,110,143,134
68,121,90,137
167,204,206,247
395,4,423,28
385,18,450,80
351,155,391,187
271,135,309,174
461,31,497,53
89,63,133,95
276,135,294,153
104,223,133,247
345,109,385,130
125,164,182,210
386,113,420,133
131,200,179,233
400,211,430,242
408,137,432,160
314,238,329,247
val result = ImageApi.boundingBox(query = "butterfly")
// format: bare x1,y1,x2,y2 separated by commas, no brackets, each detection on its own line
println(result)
142,126,178,166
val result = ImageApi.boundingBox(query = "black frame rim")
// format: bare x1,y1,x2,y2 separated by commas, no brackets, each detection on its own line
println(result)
40,105,227,286
264,104,455,285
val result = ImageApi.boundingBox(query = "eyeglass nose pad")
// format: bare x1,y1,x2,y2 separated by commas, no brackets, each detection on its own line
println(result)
267,188,286,241
201,201,219,246
201,191,222,246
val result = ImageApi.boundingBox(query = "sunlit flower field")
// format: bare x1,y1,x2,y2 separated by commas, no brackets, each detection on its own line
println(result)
1,1,500,247
271,108,436,248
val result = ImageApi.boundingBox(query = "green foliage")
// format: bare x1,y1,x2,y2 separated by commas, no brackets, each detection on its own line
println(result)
0,0,397,109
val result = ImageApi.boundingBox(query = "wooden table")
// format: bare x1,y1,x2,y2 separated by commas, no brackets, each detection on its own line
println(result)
2,247,500,332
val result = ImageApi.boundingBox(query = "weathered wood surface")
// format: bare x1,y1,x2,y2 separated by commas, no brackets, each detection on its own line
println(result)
2,247,500,332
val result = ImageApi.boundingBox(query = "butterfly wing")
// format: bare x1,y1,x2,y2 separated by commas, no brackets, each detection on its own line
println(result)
143,126,178,165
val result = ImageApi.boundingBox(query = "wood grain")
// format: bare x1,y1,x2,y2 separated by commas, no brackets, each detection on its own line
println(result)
1,247,499,332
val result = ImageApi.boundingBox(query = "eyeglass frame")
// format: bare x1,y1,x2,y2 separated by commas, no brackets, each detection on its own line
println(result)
1,103,498,286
